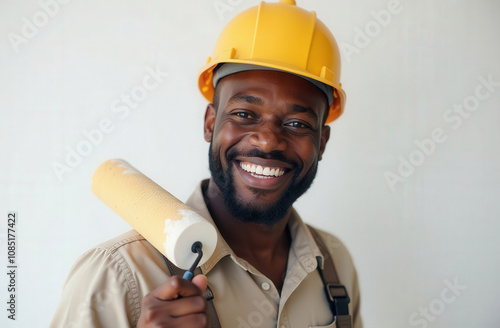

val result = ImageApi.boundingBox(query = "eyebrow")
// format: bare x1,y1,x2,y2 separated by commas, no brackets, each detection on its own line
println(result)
226,93,320,122
226,93,264,107
290,104,319,121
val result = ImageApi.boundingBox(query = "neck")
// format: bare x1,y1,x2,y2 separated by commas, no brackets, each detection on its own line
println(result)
203,179,291,291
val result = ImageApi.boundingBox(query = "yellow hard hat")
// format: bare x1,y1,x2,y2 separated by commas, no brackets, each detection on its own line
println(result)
198,0,345,124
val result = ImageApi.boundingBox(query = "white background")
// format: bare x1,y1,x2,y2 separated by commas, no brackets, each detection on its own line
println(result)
1,0,499,327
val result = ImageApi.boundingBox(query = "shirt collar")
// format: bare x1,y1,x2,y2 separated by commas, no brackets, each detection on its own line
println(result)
185,180,234,274
185,180,324,274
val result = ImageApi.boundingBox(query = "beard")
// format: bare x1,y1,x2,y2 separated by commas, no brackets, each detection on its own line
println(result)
208,142,319,226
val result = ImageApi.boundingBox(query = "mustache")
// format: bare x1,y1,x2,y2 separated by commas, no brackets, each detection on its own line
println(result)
226,148,299,169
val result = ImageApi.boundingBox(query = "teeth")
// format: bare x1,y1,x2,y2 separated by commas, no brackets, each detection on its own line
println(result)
239,162,285,178
256,166,263,174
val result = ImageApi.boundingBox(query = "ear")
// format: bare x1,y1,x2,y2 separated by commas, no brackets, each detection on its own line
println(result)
204,103,216,142
318,125,331,161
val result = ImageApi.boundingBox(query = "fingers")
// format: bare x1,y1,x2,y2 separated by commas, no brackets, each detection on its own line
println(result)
191,275,208,294
150,275,204,301
137,275,209,328
141,293,207,318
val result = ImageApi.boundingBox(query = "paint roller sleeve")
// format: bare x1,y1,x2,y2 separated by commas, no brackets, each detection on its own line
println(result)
91,159,217,271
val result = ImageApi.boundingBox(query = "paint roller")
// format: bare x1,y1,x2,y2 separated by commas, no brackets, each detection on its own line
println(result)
91,159,217,280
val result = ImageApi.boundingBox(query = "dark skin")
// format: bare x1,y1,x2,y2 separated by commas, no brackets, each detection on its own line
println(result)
201,180,292,292
137,275,208,328
137,70,330,327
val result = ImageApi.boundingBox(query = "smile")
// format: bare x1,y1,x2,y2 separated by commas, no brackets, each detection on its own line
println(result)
239,161,286,179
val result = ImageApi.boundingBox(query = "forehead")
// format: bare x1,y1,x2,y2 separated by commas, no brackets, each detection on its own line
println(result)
216,70,328,110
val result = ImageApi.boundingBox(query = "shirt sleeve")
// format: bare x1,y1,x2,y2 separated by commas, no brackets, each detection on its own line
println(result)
50,246,141,328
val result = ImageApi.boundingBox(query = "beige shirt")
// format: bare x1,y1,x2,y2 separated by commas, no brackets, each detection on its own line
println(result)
51,180,362,328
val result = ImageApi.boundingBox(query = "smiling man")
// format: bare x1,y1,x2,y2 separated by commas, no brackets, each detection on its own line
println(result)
206,69,330,226
204,68,332,291
52,1,362,328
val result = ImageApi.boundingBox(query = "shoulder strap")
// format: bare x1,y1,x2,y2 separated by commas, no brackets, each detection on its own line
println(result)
307,225,353,328
163,257,222,328
163,228,352,328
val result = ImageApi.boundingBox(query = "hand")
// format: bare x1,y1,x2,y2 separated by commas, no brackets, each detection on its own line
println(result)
137,275,209,328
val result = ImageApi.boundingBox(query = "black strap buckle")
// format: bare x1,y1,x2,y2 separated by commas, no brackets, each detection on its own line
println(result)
203,285,215,302
326,284,350,316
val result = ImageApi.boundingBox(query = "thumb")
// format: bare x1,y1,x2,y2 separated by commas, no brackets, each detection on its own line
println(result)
191,274,208,294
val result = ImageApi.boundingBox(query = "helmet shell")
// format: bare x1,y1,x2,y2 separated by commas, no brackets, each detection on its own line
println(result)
198,1,346,123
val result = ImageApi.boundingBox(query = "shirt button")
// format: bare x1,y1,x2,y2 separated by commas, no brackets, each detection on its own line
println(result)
261,282,271,291
280,325,286,328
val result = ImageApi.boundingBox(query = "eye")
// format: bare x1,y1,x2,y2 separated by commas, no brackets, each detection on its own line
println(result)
236,112,250,119
232,111,255,120
284,121,313,130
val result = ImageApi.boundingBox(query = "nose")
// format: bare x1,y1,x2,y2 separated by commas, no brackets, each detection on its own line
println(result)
248,122,287,153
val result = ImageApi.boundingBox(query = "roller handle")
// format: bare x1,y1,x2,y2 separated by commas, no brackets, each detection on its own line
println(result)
182,241,203,281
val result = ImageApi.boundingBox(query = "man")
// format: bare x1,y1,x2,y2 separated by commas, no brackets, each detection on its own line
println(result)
51,1,362,327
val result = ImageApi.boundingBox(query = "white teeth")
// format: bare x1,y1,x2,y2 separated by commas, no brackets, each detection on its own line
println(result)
239,161,285,178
